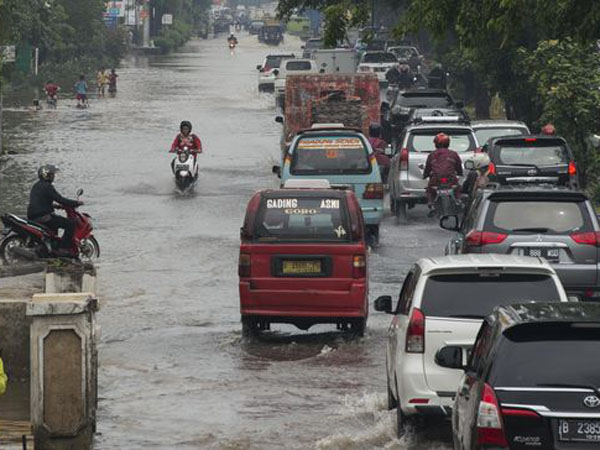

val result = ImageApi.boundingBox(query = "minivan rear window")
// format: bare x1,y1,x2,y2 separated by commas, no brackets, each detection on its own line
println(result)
291,135,371,175
496,143,569,166
489,324,600,387
363,52,397,63
409,131,475,153
286,61,312,71
474,127,527,144
398,94,453,108
487,201,589,234
421,274,561,319
255,196,350,242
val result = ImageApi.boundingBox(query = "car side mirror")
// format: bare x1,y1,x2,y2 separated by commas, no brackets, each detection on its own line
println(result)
440,215,460,231
435,346,466,370
272,165,281,178
275,115,284,124
374,295,393,314
464,160,475,170
301,45,305,49
272,69,279,76
455,101,464,109
76,188,84,197
256,65,262,70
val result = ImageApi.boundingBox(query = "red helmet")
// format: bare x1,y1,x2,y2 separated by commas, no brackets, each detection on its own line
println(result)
541,123,556,135
434,132,450,148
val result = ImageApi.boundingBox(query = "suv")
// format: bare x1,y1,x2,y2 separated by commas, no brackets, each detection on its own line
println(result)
302,38,323,59
442,187,600,300
381,88,463,142
358,52,398,85
274,59,318,107
257,54,295,93
389,120,478,222
374,255,568,438
485,135,579,188
449,302,600,450
239,181,368,336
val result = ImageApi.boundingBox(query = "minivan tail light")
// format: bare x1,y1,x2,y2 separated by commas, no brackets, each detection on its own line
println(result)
488,162,496,175
399,148,409,170
568,161,577,175
363,183,384,199
238,253,251,277
571,231,600,247
465,230,508,246
352,255,366,278
405,308,425,353
477,383,508,446
501,408,540,418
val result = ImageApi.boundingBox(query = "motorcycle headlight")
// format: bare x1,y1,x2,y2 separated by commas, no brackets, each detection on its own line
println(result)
178,153,189,163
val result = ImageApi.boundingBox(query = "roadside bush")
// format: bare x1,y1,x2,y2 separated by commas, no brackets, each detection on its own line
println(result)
153,21,193,54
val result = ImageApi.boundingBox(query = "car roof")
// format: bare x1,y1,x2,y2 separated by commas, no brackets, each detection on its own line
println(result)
486,187,588,202
471,120,529,129
266,53,295,58
492,303,600,331
297,127,365,136
259,188,347,198
405,123,474,132
417,254,555,276
488,134,568,146
400,88,450,96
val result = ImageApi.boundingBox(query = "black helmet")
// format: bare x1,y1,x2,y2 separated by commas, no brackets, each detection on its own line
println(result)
369,123,382,138
180,121,192,132
38,165,59,182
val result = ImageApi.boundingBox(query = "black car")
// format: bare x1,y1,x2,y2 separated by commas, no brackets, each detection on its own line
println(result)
443,302,600,450
485,135,579,188
406,107,470,125
381,88,464,143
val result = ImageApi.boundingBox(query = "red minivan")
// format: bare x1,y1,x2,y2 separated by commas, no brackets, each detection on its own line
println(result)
239,184,369,336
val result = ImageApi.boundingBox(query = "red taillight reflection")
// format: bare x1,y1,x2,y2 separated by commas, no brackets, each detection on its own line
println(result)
571,231,600,247
352,254,366,278
488,162,496,175
465,230,508,246
524,138,537,142
477,383,508,447
568,161,577,175
400,148,409,170
405,308,425,353
501,408,541,418
363,183,384,199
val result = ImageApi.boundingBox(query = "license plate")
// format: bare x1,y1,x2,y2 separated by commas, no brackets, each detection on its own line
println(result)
559,419,600,442
527,248,560,262
176,165,189,171
282,260,322,275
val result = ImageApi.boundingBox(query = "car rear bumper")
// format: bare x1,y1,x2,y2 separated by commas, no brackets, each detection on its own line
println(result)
361,206,384,225
239,281,368,317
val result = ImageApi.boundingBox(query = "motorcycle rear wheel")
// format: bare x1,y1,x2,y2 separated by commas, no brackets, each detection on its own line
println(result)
0,235,28,265
79,236,100,262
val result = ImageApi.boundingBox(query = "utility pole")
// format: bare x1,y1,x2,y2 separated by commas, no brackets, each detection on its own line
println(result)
371,0,375,28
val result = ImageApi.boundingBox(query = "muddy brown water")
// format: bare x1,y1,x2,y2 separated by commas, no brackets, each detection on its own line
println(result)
0,33,453,449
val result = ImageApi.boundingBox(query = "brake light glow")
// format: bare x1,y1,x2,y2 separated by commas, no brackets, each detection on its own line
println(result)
568,161,577,175
571,231,600,247
352,255,366,278
488,162,496,175
399,148,409,170
440,177,448,184
405,308,425,353
408,398,430,404
501,408,540,418
524,138,537,142
465,230,508,246
363,183,384,199
477,383,508,447
238,253,251,277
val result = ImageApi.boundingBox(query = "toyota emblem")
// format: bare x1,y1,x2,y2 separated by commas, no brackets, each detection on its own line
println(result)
527,169,538,176
583,395,600,408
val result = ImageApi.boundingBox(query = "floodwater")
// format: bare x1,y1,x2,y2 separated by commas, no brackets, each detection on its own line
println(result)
0,33,452,449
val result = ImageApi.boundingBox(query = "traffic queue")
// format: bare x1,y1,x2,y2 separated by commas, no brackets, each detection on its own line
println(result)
240,33,600,448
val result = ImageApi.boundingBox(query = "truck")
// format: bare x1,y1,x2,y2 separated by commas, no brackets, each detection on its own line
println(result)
277,73,381,155
313,49,358,74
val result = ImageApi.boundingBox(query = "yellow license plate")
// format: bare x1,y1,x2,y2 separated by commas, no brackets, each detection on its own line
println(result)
282,260,322,275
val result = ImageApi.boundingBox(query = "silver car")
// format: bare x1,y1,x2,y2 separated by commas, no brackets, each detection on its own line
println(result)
471,120,530,146
442,187,600,300
389,119,478,222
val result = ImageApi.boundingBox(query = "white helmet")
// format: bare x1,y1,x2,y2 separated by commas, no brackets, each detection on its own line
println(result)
466,153,490,170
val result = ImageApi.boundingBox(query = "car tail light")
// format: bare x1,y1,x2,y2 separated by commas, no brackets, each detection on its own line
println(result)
465,230,508,246
363,183,384,199
408,398,430,404
488,162,496,175
238,253,251,277
524,137,537,142
399,148,409,170
501,408,540,418
477,383,508,447
568,161,577,175
571,231,600,247
440,177,448,184
352,255,366,278
405,308,425,353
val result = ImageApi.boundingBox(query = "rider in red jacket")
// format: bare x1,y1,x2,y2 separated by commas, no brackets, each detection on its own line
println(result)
170,121,203,154
423,133,463,213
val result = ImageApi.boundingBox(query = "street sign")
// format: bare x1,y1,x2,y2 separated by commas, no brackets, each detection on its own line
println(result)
0,46,16,63
162,14,173,25
103,1,125,18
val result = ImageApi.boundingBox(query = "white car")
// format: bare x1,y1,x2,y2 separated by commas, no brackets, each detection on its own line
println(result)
358,51,398,84
374,254,569,437
257,54,295,93
273,58,318,107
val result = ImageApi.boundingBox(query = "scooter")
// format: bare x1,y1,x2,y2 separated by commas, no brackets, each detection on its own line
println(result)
172,148,199,193
0,189,100,264
432,179,462,218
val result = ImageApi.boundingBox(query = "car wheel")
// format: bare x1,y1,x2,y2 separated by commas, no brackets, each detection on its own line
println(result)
241,316,259,337
395,201,408,225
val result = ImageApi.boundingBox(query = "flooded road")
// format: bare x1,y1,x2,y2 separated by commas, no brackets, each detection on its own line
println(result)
1,34,452,449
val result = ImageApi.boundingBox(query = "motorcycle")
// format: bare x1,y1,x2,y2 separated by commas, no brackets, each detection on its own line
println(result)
432,178,462,218
172,147,199,193
0,189,100,264
228,39,237,50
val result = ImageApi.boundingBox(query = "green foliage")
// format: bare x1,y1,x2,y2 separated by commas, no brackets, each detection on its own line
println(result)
153,20,193,53
522,39,600,187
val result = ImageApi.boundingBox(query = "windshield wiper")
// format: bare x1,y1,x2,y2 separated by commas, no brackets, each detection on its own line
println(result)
512,227,552,233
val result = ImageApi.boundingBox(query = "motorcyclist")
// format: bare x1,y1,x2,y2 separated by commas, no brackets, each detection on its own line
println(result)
541,123,556,135
170,121,203,172
368,123,391,183
27,165,83,257
423,133,463,215
462,153,491,198
228,33,238,45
